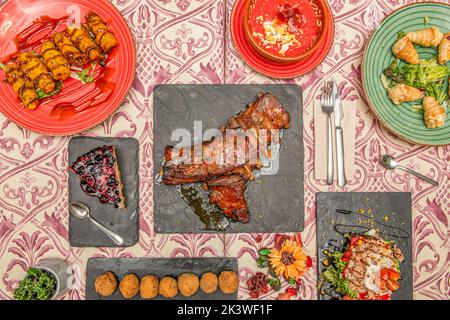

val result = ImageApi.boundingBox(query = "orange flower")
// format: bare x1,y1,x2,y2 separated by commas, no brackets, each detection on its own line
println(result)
268,239,307,280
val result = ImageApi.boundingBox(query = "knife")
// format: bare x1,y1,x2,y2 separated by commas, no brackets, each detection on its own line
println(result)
332,80,347,187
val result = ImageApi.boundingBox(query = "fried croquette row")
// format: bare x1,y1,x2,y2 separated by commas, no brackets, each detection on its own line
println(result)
3,11,118,109
94,270,238,299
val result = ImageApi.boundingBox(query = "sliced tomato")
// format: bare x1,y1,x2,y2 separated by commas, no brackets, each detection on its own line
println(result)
387,269,400,281
380,269,390,281
359,292,368,300
386,279,400,291
379,279,387,291
377,293,391,300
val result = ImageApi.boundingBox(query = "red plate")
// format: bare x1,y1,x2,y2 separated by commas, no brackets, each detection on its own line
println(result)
0,0,136,135
231,0,334,79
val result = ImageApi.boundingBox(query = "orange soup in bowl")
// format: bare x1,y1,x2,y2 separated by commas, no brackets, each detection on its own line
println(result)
245,0,323,62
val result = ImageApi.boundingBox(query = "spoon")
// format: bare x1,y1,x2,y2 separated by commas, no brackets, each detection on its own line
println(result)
381,155,438,187
69,202,125,245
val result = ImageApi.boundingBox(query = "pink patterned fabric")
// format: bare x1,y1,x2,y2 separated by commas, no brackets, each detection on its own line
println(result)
0,0,448,300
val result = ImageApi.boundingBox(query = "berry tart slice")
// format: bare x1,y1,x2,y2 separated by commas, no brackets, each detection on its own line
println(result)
70,145,126,209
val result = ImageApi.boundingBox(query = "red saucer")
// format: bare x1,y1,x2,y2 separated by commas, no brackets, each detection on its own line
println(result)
231,0,335,79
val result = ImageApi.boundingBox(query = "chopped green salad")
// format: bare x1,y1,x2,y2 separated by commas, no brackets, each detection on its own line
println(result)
322,250,358,299
382,58,449,104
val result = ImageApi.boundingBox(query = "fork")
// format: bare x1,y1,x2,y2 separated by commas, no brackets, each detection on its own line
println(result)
321,81,334,185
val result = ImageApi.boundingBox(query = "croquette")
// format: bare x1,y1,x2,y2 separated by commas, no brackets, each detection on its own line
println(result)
178,273,200,297
140,275,159,299
119,274,140,299
200,272,218,294
159,276,178,298
95,271,117,297
218,271,239,294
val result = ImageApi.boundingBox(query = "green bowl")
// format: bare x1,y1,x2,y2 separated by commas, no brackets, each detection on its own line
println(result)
362,2,450,146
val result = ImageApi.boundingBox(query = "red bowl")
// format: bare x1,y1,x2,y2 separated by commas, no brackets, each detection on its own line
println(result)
243,0,330,63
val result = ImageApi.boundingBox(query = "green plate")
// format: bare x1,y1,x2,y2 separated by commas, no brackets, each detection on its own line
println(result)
363,2,450,146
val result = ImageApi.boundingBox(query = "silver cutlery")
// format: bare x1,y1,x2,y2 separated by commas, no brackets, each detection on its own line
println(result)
69,202,125,245
332,79,347,188
381,155,438,187
321,81,334,185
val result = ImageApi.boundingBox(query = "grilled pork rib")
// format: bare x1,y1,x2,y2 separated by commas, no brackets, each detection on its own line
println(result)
161,93,290,223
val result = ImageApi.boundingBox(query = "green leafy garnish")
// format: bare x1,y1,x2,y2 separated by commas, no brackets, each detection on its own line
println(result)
424,82,447,104
0,63,6,71
257,255,269,268
268,278,281,291
76,62,97,84
36,81,63,99
14,267,56,300
383,58,450,104
321,251,358,299
397,31,406,39
287,278,296,286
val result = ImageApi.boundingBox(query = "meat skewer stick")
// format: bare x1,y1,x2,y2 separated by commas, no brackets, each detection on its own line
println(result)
17,52,55,94
66,26,101,61
53,31,88,67
85,12,118,53
40,40,71,81
4,63,39,109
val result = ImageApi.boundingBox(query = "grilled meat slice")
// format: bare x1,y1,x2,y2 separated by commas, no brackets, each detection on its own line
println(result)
207,175,249,223
162,93,290,185
345,236,402,299
162,130,260,185
225,92,291,131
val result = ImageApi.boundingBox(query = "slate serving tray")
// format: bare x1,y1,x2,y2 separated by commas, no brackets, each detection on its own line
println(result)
316,192,413,300
68,137,139,247
153,84,304,233
86,257,238,300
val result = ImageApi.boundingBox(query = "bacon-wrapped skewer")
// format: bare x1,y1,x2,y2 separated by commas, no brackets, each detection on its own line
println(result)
40,40,71,81
67,26,101,61
5,63,39,109
17,52,55,94
53,31,88,67
85,12,118,53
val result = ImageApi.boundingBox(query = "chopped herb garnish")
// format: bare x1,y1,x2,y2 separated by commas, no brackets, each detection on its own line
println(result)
76,62,97,84
36,81,63,99
14,267,56,300
397,31,406,39
424,16,429,25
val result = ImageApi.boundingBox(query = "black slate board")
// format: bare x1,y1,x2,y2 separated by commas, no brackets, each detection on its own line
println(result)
153,84,304,233
68,137,139,247
86,257,238,300
316,192,413,300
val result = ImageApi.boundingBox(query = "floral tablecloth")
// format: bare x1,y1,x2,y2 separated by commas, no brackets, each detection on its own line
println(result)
0,0,448,300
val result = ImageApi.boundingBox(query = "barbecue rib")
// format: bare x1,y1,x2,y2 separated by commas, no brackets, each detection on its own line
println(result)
207,175,250,223
161,93,290,223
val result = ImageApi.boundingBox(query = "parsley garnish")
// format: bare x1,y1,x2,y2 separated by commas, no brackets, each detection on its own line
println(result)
397,31,406,39
76,62,97,84
36,81,63,99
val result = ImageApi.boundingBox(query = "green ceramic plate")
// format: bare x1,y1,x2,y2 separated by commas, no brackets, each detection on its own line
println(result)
363,2,450,146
